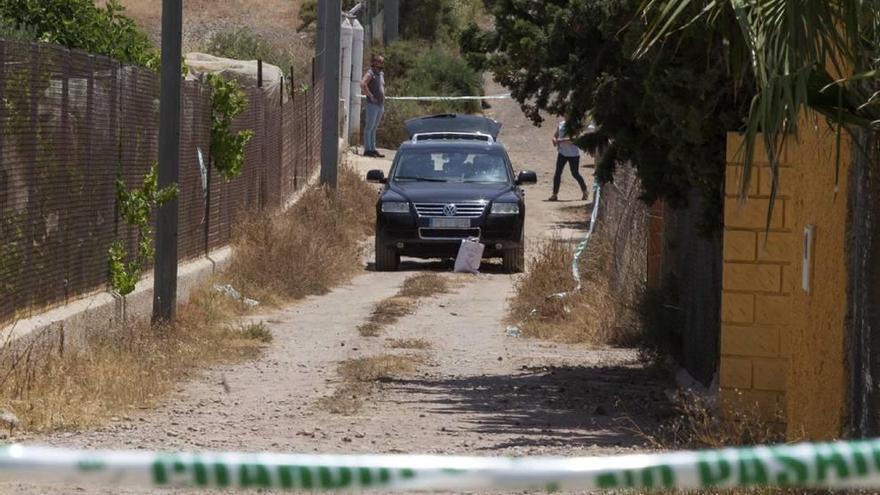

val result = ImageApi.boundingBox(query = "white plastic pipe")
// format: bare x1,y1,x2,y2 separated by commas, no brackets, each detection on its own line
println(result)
349,19,365,145
340,18,354,145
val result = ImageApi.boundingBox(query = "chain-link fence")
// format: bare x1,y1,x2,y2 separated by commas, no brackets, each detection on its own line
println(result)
589,166,722,385
0,40,323,327
591,166,650,338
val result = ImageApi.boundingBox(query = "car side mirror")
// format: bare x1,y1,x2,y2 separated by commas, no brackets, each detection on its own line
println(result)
366,169,386,183
516,170,537,185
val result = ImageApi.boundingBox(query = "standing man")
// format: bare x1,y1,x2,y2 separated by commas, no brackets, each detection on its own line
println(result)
360,54,385,158
549,119,589,201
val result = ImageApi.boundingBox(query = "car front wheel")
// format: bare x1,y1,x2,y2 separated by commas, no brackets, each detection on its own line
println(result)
374,233,400,271
502,244,525,274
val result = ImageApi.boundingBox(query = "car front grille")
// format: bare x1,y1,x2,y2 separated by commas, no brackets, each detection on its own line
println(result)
418,228,481,240
414,202,487,218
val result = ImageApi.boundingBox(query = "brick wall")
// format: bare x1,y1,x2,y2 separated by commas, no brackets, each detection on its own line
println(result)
721,127,851,439
720,138,794,424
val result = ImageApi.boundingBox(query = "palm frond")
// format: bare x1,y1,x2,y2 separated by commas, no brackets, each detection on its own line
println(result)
638,0,880,223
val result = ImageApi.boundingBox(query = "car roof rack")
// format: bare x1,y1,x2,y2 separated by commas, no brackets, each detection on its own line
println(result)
411,132,494,144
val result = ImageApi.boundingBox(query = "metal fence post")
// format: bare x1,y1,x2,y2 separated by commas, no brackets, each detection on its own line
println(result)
153,0,183,324
384,0,399,44
320,0,341,188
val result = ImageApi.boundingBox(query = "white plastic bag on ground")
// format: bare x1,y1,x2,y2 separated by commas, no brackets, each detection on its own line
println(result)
454,237,484,274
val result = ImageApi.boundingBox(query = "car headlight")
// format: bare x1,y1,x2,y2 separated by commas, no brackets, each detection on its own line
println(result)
381,201,410,213
491,203,520,215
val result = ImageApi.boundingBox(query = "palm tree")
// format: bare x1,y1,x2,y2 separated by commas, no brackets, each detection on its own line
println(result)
637,0,880,204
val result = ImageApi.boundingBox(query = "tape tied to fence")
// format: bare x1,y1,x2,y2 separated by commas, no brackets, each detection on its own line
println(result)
547,182,602,300
6,439,880,491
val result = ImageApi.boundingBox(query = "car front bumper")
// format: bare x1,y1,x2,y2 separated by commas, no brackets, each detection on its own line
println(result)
377,212,524,258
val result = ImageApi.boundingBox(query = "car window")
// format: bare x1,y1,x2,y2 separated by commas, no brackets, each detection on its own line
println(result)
393,150,509,183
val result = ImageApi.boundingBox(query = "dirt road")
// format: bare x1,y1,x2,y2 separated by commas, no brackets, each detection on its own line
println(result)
6,82,671,494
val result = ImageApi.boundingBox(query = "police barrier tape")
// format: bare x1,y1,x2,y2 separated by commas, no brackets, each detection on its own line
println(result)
358,93,512,101
570,183,602,293
5,439,880,491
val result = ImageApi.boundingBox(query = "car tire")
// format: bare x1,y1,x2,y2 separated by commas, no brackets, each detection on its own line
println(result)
502,244,525,274
375,234,400,271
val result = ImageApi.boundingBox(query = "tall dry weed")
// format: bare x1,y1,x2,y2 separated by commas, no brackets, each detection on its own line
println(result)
508,236,635,345
0,166,375,433
0,285,265,432
646,391,784,450
225,165,375,305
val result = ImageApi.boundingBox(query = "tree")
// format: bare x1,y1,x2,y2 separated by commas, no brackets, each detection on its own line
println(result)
0,0,155,66
462,0,752,232
638,0,880,201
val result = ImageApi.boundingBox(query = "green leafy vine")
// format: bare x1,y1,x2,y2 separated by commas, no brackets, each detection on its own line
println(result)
108,163,178,296
208,74,254,180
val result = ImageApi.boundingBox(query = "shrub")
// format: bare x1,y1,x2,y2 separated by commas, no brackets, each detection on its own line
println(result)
0,19,36,41
399,0,486,43
0,0,155,66
375,42,483,148
205,27,295,72
225,165,375,305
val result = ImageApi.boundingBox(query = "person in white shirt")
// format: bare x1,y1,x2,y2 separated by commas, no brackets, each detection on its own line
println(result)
549,120,588,201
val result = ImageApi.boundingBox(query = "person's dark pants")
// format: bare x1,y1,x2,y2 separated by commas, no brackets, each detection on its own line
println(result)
553,154,587,195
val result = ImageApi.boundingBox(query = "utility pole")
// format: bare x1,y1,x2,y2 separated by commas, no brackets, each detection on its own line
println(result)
384,0,399,44
315,0,327,84
152,0,182,324
319,0,341,188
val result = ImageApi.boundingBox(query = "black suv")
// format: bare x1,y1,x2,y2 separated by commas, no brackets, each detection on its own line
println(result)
366,114,537,273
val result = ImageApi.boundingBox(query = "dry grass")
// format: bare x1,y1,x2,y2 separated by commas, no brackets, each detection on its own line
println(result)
235,321,273,343
338,355,420,383
357,323,383,338
329,273,449,414
319,355,421,415
507,236,633,345
0,285,263,432
226,165,376,306
647,391,784,450
368,297,417,326
626,392,800,495
316,382,371,415
388,338,431,350
100,0,313,76
365,274,451,328
0,166,374,433
397,273,450,299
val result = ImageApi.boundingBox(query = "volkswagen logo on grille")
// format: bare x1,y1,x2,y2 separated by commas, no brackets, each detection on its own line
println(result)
443,204,457,216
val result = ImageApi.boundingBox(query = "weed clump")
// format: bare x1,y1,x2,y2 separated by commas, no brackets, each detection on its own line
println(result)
507,237,633,345
226,165,375,305
0,285,265,432
397,273,449,299
357,323,382,338
388,339,431,350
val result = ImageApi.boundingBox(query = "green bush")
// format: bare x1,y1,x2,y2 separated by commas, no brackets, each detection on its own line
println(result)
0,0,155,66
374,42,483,148
400,0,486,43
205,27,295,72
0,19,36,41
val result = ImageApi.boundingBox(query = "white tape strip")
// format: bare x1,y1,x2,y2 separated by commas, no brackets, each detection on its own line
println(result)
5,439,880,491
359,93,512,101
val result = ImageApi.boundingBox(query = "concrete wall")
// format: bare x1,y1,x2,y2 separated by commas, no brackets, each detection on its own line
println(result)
721,123,851,439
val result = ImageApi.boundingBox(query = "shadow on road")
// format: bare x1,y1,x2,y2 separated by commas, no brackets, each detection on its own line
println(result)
365,259,512,275
392,363,676,450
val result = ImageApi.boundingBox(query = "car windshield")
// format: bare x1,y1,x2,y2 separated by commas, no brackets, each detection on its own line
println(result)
392,150,510,183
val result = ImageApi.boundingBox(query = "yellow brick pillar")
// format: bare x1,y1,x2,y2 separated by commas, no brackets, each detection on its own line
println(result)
721,127,851,440
720,136,792,425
